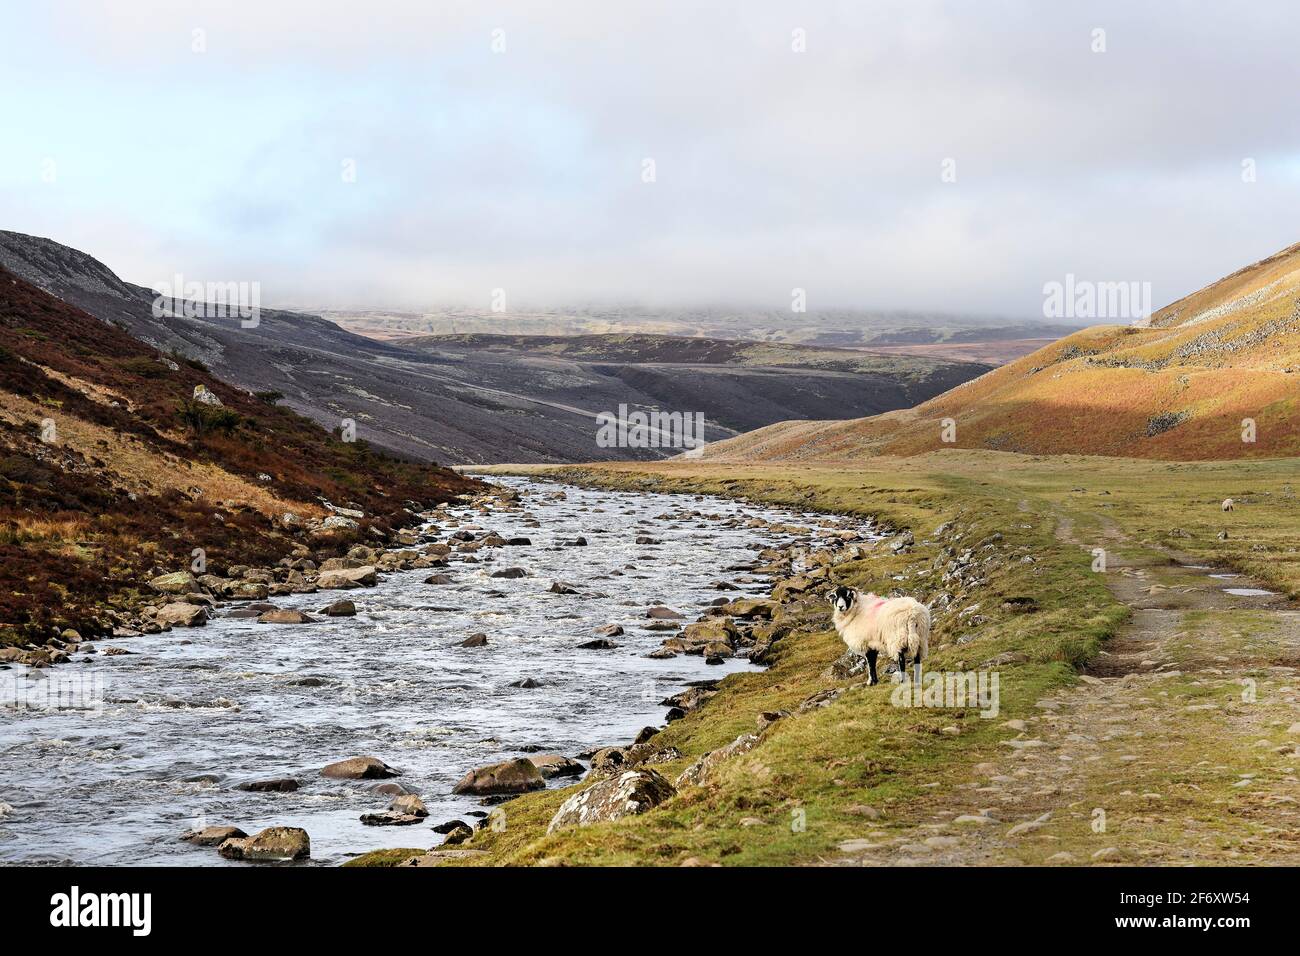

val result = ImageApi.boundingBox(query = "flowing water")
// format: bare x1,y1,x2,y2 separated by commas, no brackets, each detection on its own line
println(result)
0,478,854,866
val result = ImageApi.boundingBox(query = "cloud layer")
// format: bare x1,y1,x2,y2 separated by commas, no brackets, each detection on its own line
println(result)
3,1,1298,315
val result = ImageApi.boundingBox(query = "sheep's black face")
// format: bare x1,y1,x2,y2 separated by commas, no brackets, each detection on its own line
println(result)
829,586,854,613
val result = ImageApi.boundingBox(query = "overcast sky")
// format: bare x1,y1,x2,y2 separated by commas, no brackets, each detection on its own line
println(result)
3,1,1298,316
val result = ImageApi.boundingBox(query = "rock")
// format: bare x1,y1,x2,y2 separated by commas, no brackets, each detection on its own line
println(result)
149,572,200,595
829,651,872,679
547,769,675,832
238,778,300,793
317,566,378,589
452,757,545,796
676,732,761,787
723,598,776,620
218,826,311,861
490,567,528,579
549,580,579,594
578,638,618,650
1091,846,1121,861
646,606,684,620
182,825,247,846
318,599,356,617
505,537,532,546
192,384,223,406
59,628,82,643
360,811,425,826
510,677,540,688
593,623,624,637
528,754,585,779
459,633,489,647
226,581,270,600
431,819,471,834
390,794,427,817
440,822,474,845
321,756,399,780
424,573,454,585
258,609,314,624
156,602,209,627
633,726,659,745
587,747,628,776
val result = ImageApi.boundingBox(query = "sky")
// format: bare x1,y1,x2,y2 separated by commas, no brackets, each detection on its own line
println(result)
3,1,1299,316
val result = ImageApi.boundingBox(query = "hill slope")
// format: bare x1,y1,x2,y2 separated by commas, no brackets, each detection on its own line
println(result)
697,243,1300,462
0,266,475,642
402,333,990,440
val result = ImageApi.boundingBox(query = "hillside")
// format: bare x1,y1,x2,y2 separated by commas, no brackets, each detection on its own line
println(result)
0,232,991,465
0,266,476,643
696,243,1300,462
401,333,989,441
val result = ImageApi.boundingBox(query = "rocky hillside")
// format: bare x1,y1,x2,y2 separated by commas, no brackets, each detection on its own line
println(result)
0,232,992,465
695,242,1300,462
0,266,476,645
402,333,989,441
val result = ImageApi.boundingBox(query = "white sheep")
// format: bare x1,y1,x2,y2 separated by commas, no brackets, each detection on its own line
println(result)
1222,498,1234,512
828,585,930,685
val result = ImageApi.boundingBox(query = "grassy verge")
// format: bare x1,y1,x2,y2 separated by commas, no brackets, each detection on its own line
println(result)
348,453,1144,866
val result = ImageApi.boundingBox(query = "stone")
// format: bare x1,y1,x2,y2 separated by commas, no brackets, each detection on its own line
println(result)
258,609,314,624
547,769,676,832
528,754,585,779
440,822,474,845
452,758,545,796
182,825,247,846
321,756,399,780
317,566,378,589
321,600,357,617
149,571,200,595
676,731,762,787
594,624,624,637
510,677,540,688
390,794,427,817
578,638,617,650
238,778,300,793
218,826,310,861
646,606,684,620
459,633,488,647
490,567,528,579
723,598,777,620
360,811,424,826
549,580,579,594
156,602,209,627
424,573,454,585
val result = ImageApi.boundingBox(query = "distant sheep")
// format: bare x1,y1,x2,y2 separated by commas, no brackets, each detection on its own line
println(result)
828,585,930,685
1222,498,1234,512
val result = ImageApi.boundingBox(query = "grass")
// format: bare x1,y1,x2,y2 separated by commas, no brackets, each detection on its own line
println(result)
343,450,1300,867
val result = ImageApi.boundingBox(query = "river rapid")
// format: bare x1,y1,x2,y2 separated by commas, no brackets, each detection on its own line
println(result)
0,477,860,865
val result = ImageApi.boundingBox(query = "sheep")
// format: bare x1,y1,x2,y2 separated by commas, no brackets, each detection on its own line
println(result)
1222,498,1234,512
828,585,930,685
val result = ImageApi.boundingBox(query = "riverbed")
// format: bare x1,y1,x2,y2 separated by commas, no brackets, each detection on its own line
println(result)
0,477,855,865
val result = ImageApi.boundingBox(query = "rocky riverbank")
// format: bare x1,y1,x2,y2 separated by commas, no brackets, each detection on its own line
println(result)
3,477,875,865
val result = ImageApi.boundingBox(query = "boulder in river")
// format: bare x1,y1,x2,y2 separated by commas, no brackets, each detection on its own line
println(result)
527,754,585,779
321,599,356,617
549,580,579,594
182,825,247,846
156,603,209,627
459,633,488,647
390,794,427,817
238,778,300,793
316,566,378,589
440,821,474,845
547,769,675,833
593,623,624,637
257,609,315,624
451,758,545,796
510,677,540,688
577,638,617,650
321,755,399,780
424,573,454,585
490,567,528,579
218,826,311,861
646,606,684,620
